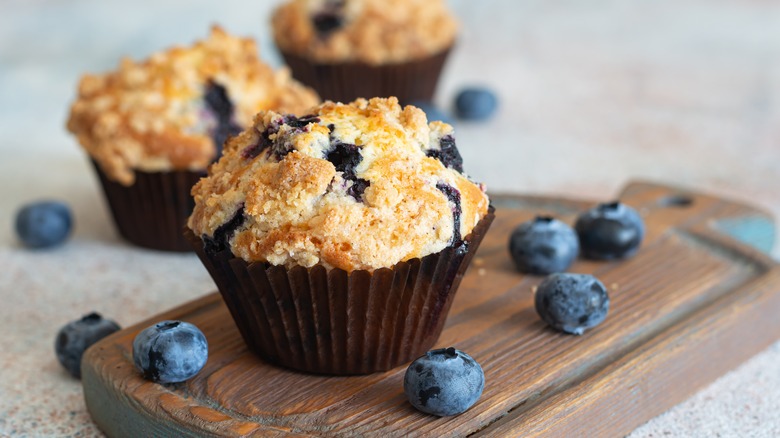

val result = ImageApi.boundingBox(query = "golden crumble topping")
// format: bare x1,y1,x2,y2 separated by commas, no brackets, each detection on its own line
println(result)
67,26,320,185
272,0,458,65
188,97,488,271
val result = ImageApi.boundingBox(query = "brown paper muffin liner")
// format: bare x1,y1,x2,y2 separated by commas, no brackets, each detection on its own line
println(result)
280,47,452,105
185,207,494,375
92,161,203,252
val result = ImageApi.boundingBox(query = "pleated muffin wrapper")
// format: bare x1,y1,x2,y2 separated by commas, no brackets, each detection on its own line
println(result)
92,161,203,252
185,208,494,375
279,47,452,105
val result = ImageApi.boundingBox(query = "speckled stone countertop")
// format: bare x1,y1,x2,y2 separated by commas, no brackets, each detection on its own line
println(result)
1,0,779,436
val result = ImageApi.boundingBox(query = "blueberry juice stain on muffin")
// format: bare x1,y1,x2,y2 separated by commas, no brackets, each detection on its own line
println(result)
204,81,242,158
188,97,490,272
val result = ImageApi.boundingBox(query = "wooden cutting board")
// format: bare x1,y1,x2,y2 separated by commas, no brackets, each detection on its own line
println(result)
81,181,780,437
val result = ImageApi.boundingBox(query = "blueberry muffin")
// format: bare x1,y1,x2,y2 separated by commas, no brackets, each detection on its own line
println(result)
271,0,458,104
67,26,320,251
185,97,493,374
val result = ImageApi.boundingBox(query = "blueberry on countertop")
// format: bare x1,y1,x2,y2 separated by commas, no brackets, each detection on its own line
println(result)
534,273,609,335
454,87,498,121
575,201,645,260
410,100,454,125
509,216,579,275
404,347,484,416
132,320,208,384
15,201,73,249
55,313,121,378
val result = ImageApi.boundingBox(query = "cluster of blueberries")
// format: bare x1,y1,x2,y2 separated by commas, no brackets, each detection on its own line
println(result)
510,201,645,335
402,201,645,417
56,314,208,384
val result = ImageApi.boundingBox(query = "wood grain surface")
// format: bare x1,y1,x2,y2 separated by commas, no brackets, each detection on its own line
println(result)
81,181,780,437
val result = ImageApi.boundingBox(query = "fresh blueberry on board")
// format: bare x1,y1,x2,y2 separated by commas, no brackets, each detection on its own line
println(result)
132,321,208,384
55,313,121,378
410,100,454,125
534,273,609,335
15,201,73,249
454,87,498,121
575,201,645,260
509,216,579,275
404,347,484,416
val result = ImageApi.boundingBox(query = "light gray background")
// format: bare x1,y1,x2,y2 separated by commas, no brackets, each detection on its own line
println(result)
1,0,779,436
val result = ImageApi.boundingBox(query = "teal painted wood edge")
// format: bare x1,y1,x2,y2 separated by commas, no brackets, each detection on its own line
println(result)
713,216,776,255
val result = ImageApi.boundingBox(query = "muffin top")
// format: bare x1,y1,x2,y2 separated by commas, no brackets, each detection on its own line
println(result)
67,26,320,186
272,0,458,65
188,97,489,272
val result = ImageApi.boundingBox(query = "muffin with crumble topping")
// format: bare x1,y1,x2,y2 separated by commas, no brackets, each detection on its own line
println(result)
66,26,319,251
185,97,493,374
272,0,458,104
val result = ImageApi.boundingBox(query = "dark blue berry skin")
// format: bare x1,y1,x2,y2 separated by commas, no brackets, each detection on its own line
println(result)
404,347,484,417
435,183,463,245
410,100,455,125
454,88,498,121
575,201,645,260
55,313,120,378
535,273,609,335
15,201,73,249
509,216,579,275
312,0,346,37
426,135,464,173
202,205,245,256
204,81,241,158
132,321,208,384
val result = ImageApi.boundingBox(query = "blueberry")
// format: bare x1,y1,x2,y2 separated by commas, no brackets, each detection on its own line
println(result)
454,87,498,121
426,134,464,173
535,273,609,335
204,81,241,157
410,101,454,125
509,216,579,275
435,183,463,245
575,201,645,260
15,201,73,249
202,204,245,256
132,320,208,384
326,141,370,201
404,347,484,417
311,0,345,38
55,312,121,378
312,11,343,37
